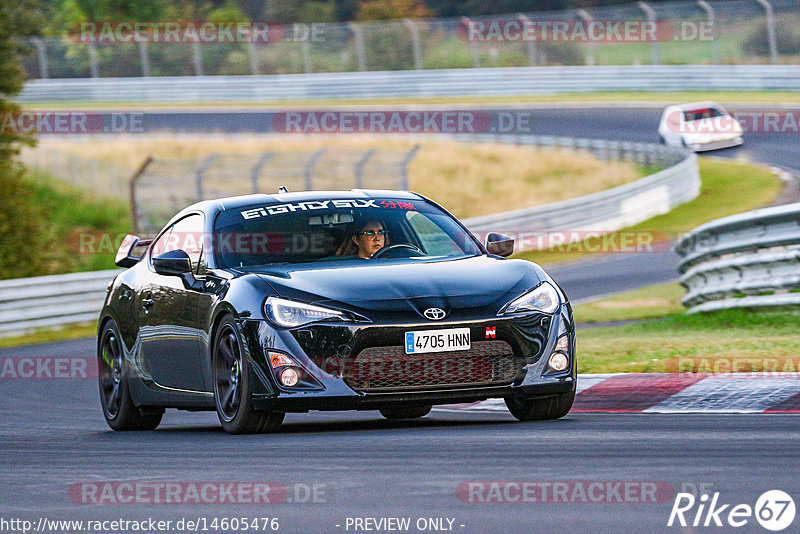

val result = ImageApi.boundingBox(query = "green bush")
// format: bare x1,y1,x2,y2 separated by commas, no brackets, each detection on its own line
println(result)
0,170,132,279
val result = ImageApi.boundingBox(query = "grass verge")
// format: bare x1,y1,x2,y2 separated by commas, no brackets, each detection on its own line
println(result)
23,170,132,274
577,307,800,374
515,158,782,266
0,322,97,349
0,169,131,279
574,282,685,324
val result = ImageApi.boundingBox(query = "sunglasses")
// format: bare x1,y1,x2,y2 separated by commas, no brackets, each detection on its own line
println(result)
359,229,386,237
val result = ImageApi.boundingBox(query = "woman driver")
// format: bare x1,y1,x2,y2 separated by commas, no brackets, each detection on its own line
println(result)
335,219,388,259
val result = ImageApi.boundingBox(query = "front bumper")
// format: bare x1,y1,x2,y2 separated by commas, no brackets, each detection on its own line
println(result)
688,135,743,152
252,379,576,412
238,304,576,413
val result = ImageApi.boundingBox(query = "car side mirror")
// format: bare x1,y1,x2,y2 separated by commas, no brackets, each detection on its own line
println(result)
153,249,192,276
485,232,515,257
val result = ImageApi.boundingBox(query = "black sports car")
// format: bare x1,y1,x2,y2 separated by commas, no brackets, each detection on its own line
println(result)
98,190,576,433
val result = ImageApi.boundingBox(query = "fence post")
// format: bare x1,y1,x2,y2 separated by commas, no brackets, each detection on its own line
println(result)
403,19,423,70
354,148,377,188
637,1,660,65
399,145,421,190
129,156,154,234
195,154,218,200
138,41,150,77
696,1,719,65
192,41,204,75
516,14,538,66
247,42,259,75
87,42,100,77
576,9,596,66
302,40,313,73
348,22,367,71
31,38,48,79
460,17,481,67
250,152,273,192
755,0,779,64
304,149,327,190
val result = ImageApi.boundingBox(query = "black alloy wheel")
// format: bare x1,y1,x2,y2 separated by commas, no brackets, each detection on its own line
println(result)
212,316,284,434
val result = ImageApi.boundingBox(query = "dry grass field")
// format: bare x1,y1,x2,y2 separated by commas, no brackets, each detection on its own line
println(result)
27,134,642,218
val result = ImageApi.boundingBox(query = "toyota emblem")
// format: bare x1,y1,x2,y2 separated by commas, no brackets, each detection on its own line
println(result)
423,307,446,320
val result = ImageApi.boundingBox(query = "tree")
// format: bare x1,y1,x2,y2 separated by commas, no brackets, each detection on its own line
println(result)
355,0,431,21
0,1,55,277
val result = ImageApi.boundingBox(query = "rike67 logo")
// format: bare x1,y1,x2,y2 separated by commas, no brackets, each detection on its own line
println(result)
668,490,796,531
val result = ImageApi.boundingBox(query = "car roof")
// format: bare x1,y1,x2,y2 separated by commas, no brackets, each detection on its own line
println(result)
174,189,426,219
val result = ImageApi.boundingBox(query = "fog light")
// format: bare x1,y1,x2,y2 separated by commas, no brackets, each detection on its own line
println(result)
548,352,569,372
280,367,300,387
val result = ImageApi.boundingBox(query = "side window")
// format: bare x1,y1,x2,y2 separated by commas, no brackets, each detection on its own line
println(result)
169,214,205,274
149,225,174,260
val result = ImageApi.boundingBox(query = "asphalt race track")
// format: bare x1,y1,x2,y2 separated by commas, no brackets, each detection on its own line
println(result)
2,105,798,533
133,105,800,172
2,367,800,533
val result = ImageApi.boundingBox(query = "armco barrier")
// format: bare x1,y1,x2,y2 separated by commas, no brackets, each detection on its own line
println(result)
677,202,800,313
0,136,698,337
0,269,119,336
18,65,800,103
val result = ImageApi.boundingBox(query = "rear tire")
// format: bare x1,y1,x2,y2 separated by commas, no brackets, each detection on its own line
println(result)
379,405,432,420
98,319,163,431
213,316,284,434
504,390,575,421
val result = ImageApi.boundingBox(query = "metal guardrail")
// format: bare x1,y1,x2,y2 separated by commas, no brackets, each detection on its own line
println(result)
18,65,800,103
0,136,698,337
0,269,118,336
677,202,800,313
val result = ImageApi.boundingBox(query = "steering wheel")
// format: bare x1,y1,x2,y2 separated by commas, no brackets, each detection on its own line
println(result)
371,244,424,259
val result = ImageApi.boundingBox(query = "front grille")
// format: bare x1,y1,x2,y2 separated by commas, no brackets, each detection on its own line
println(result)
343,340,523,392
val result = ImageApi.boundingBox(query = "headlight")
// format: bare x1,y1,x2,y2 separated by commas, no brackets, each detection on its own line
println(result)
265,297,352,328
499,282,560,315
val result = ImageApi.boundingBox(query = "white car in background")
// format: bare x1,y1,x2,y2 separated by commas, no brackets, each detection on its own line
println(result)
658,101,743,151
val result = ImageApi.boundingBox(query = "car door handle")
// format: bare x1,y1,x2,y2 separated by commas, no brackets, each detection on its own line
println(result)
142,298,155,310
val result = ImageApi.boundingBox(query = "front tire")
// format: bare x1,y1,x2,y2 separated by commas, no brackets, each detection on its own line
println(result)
504,390,575,421
213,316,284,434
379,405,432,420
98,319,162,431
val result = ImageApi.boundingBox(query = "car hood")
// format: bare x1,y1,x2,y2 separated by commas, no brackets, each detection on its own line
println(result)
253,256,544,317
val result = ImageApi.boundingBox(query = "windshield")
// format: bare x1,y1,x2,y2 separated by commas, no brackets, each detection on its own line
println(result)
683,107,725,121
213,198,482,268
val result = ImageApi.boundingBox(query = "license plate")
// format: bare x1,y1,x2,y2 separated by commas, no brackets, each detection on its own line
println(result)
405,328,471,354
